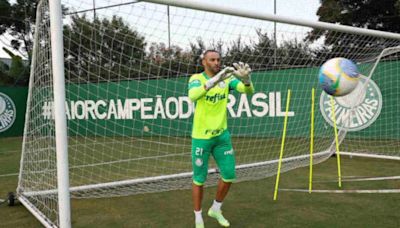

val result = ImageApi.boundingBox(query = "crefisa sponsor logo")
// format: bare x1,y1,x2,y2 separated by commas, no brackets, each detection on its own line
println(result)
320,75,382,131
0,92,16,133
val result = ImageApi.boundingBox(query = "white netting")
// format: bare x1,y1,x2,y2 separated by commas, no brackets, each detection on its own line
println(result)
18,0,58,226
338,47,400,158
18,0,400,227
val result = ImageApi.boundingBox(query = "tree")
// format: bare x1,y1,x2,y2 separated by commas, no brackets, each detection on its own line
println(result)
307,0,400,58
277,38,315,67
64,15,147,82
0,0,38,59
317,0,400,32
0,47,30,86
225,30,315,71
224,36,255,69
147,42,198,77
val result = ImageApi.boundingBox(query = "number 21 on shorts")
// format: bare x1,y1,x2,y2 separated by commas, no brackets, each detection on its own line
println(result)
195,147,203,156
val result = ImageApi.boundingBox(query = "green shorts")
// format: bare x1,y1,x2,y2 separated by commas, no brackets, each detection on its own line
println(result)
191,130,236,185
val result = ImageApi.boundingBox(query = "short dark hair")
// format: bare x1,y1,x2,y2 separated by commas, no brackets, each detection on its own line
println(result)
200,49,220,60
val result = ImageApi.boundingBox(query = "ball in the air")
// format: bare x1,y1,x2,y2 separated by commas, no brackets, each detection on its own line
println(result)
318,57,360,96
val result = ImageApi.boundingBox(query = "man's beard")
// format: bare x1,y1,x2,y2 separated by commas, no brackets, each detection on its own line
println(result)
211,66,220,74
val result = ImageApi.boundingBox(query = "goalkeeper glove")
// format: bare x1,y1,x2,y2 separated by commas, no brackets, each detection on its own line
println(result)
233,62,252,85
204,67,235,90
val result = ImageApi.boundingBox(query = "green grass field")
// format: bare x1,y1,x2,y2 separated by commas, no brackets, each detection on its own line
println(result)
1,137,400,227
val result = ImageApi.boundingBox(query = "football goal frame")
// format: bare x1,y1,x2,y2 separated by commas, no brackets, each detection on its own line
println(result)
19,1,400,228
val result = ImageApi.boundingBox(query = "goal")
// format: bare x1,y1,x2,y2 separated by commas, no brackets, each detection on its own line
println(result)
18,0,400,227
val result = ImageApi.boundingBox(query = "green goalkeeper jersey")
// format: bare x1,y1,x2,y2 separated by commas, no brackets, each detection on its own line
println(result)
188,72,254,139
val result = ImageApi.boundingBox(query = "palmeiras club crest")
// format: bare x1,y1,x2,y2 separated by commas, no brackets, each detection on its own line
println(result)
319,75,382,132
0,92,16,133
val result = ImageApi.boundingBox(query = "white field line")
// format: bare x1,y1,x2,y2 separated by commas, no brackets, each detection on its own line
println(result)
0,172,18,177
313,175,400,183
280,188,400,193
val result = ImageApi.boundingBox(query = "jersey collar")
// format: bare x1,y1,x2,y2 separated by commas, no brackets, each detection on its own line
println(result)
202,72,210,79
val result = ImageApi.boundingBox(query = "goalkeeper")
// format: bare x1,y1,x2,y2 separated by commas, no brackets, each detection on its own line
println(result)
188,50,254,228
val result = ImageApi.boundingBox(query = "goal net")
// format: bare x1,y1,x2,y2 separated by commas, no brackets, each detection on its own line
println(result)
18,0,400,227
337,46,400,160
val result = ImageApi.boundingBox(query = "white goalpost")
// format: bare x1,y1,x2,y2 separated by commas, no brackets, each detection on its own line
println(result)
18,0,400,227
48,0,71,227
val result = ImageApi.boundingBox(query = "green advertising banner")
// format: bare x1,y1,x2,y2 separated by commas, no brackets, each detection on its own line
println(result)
58,70,318,137
1,61,397,138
